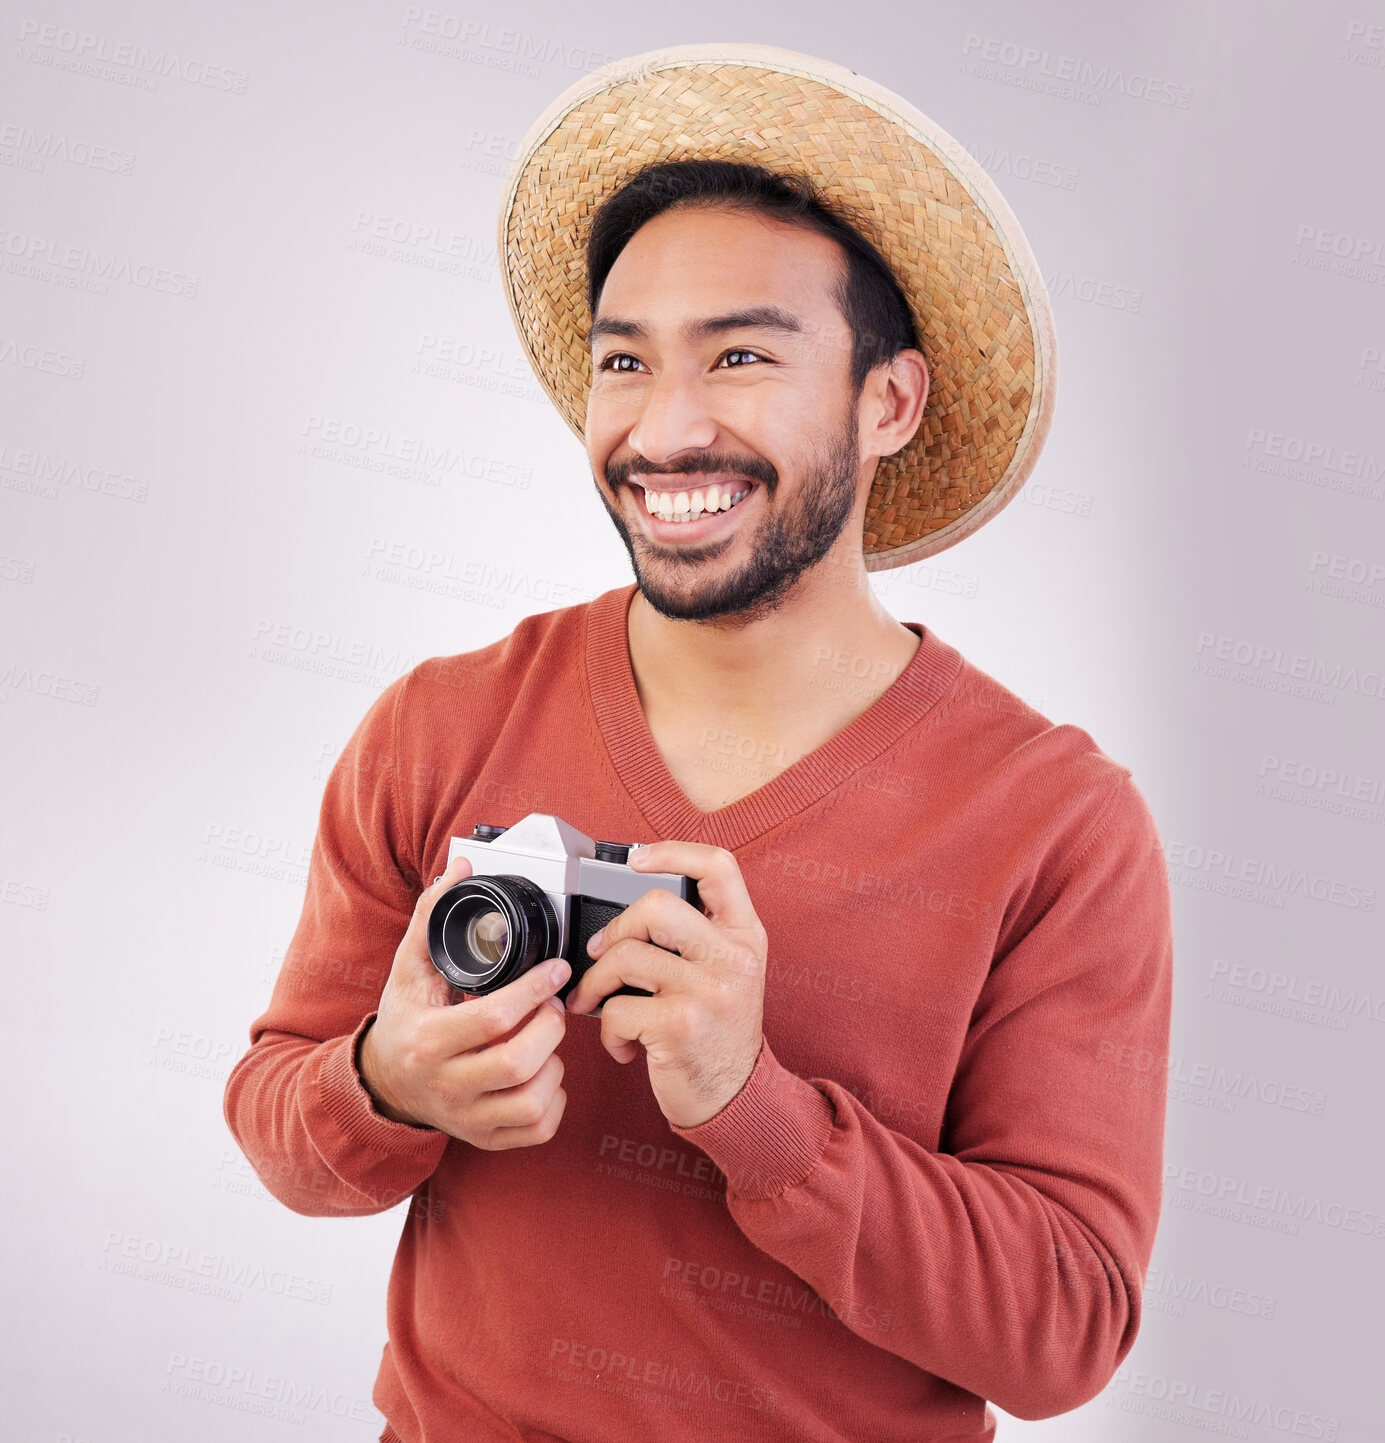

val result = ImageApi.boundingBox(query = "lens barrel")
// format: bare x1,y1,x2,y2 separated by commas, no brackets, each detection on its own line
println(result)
427,874,558,993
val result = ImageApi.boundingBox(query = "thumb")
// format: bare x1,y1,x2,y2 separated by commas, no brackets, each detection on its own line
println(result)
391,852,474,1006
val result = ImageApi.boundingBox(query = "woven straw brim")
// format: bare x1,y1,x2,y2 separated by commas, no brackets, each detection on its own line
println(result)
498,44,1057,572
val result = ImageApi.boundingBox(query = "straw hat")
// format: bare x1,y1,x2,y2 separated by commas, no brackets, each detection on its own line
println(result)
497,43,1057,572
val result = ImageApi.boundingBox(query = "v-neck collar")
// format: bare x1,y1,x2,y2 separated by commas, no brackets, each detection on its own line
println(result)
583,583,963,851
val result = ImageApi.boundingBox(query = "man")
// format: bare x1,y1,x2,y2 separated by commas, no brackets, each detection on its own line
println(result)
225,45,1172,1443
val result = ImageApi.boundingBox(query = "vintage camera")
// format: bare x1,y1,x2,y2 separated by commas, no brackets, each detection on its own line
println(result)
426,813,700,1009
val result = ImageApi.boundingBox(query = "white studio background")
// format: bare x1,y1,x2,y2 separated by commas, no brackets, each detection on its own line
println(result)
2,2,1382,1440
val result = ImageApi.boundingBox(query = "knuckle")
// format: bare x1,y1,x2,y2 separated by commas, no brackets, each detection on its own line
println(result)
511,1090,547,1126
600,937,627,967
664,997,696,1039
491,1043,531,1089
475,1005,515,1043
681,995,705,1031
398,1019,435,1069
539,1091,566,1140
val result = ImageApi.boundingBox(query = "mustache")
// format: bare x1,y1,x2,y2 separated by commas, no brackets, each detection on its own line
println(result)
606,451,777,492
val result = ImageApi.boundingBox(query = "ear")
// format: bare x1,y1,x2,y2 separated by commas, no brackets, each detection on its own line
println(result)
862,349,928,460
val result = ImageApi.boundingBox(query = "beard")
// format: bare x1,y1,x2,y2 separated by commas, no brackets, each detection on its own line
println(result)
594,411,861,626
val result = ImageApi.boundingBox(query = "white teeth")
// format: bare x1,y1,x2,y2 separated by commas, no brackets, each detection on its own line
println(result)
644,483,751,523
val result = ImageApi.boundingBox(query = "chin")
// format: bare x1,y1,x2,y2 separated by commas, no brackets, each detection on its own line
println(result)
634,559,800,626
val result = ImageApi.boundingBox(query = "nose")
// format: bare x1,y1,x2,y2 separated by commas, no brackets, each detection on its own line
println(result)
626,367,717,466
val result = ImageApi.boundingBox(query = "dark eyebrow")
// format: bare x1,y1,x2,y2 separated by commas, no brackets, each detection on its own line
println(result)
589,305,804,347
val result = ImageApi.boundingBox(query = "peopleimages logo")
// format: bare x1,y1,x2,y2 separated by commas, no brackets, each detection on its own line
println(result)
1143,1266,1277,1321
1164,1164,1385,1239
1258,753,1385,808
546,1338,776,1416
1192,631,1385,705
163,1352,376,1424
960,33,1193,107
1105,1368,1339,1439
0,335,86,379
1097,1039,1327,1117
248,619,417,688
0,440,148,502
1243,426,1385,497
0,225,198,296
0,663,100,706
100,1231,335,1303
398,10,619,75
15,19,250,93
1208,957,1385,1029
1164,839,1376,911
0,120,136,175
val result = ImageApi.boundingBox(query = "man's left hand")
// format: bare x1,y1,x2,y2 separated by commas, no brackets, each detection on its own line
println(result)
564,841,767,1129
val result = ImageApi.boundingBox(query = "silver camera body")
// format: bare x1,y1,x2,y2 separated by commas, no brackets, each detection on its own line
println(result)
427,813,700,1011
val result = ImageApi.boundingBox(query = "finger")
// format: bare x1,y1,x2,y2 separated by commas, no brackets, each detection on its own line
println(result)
393,852,475,1003
627,841,761,934
467,1050,565,1131
593,993,655,1065
483,1080,567,1150
436,957,570,1053
586,886,735,970
450,987,567,1089
567,938,702,1015
403,988,561,1116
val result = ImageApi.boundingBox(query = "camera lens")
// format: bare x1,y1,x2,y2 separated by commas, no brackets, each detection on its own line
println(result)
427,874,557,993
465,908,509,965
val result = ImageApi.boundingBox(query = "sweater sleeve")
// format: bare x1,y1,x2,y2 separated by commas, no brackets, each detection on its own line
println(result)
222,671,449,1217
669,773,1174,1420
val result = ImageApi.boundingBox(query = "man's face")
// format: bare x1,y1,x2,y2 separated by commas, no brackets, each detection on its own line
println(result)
584,204,868,625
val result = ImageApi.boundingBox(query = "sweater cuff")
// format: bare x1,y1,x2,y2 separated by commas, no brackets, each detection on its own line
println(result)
669,1036,835,1200
312,1013,449,1163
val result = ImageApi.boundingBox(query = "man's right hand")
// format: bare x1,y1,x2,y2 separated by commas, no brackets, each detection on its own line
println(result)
357,853,571,1148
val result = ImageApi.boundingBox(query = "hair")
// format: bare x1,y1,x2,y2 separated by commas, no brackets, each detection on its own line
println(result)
584,159,921,394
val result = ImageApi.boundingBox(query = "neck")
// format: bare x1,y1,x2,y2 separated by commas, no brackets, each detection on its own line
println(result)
625,542,920,730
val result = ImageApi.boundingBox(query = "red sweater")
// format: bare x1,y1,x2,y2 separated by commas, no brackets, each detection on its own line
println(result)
224,582,1173,1443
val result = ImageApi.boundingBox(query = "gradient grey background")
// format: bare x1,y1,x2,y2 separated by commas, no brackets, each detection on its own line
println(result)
2,1,1382,1439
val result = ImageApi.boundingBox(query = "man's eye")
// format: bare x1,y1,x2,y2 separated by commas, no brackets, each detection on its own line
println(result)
597,353,645,373
596,349,769,373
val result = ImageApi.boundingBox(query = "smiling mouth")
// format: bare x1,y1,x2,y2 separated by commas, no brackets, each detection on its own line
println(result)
628,475,756,525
